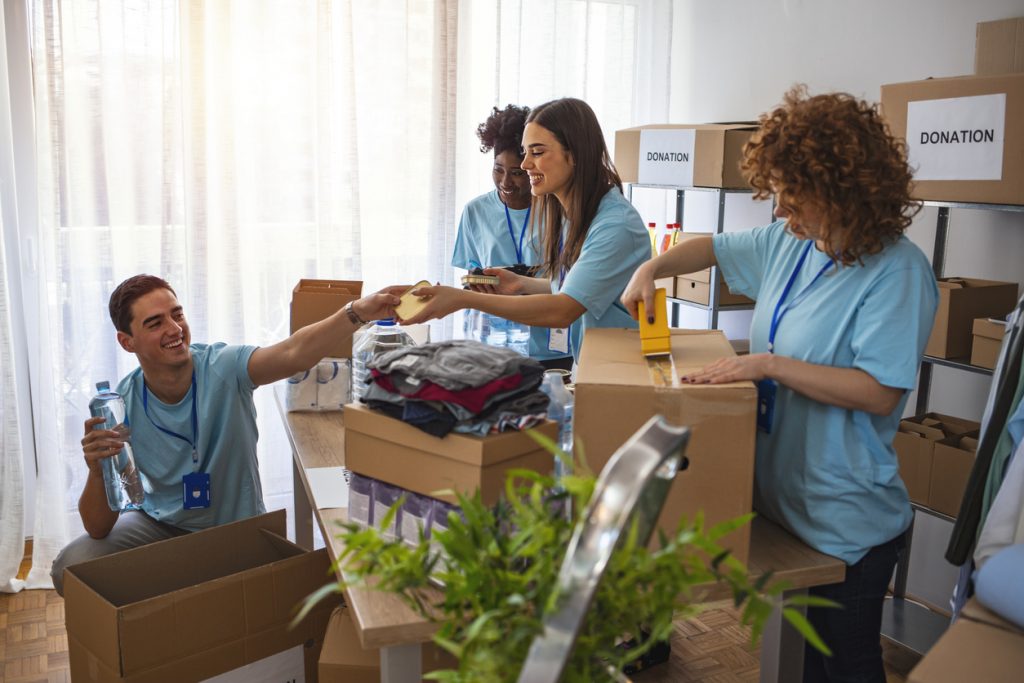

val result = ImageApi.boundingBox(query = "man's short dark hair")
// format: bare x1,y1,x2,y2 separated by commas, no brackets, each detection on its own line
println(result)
108,275,176,334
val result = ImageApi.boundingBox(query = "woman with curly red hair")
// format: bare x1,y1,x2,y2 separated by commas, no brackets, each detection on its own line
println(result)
622,86,938,682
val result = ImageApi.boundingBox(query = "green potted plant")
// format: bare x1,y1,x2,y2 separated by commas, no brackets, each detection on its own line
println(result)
298,433,830,682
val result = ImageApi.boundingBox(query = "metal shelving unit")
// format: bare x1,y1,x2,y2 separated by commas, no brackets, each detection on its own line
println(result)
885,199,1024,655
625,184,760,330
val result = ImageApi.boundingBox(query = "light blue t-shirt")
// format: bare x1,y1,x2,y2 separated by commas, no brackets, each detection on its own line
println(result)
556,187,651,361
713,221,938,564
119,342,264,531
451,189,568,362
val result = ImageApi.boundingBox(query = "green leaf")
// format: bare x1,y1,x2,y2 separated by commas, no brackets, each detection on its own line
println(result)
289,582,342,630
783,607,832,656
784,594,842,609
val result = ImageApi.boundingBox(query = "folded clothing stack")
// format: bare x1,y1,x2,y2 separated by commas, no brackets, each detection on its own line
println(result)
361,340,548,437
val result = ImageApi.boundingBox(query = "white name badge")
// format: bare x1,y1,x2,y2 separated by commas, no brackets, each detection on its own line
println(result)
548,327,569,354
638,129,696,187
906,93,1006,181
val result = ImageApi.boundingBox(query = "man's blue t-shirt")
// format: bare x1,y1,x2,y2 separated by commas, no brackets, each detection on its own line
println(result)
556,187,651,361
452,189,569,362
713,221,938,564
118,342,264,531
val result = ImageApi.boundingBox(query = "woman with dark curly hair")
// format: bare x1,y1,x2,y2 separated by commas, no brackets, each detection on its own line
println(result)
451,104,572,369
404,98,650,365
622,86,938,682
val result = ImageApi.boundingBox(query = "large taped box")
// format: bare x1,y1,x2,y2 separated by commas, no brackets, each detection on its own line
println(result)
880,72,1024,204
64,510,340,683
614,124,756,188
574,328,756,564
344,404,558,506
290,279,363,358
925,277,1018,358
908,598,1024,683
975,17,1024,76
318,606,457,682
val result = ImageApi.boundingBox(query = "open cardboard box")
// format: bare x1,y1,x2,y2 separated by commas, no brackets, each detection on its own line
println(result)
64,510,340,683
573,328,756,564
893,413,979,510
290,279,363,358
344,404,558,506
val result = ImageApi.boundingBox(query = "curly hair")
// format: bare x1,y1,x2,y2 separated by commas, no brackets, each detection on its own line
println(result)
742,85,920,265
476,104,530,157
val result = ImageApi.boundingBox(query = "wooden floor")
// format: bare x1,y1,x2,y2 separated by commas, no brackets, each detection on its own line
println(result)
1,544,920,683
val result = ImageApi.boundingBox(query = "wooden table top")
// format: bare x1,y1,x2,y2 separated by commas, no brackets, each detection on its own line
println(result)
275,388,845,650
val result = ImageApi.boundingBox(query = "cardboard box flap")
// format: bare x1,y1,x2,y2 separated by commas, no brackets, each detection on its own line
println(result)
576,328,753,391
293,279,362,296
67,511,294,607
973,317,1008,339
64,569,122,672
898,421,947,441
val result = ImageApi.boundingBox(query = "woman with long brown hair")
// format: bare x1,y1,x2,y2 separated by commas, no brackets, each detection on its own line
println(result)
403,97,649,363
622,86,938,682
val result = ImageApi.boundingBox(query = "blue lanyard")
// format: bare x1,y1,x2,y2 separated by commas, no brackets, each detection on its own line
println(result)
504,203,531,265
142,370,199,470
768,242,833,352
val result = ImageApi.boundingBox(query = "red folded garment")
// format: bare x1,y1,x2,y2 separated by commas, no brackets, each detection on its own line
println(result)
372,371,525,415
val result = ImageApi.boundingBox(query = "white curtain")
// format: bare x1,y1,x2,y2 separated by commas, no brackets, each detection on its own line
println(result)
6,0,671,590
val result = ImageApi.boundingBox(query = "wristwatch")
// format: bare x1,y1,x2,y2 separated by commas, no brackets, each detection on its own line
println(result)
344,301,366,326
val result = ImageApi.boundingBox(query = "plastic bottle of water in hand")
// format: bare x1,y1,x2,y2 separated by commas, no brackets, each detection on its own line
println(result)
540,370,574,480
507,320,530,357
351,319,415,403
89,381,145,511
483,313,508,347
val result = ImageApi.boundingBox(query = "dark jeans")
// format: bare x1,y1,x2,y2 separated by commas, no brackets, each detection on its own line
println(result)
803,530,906,683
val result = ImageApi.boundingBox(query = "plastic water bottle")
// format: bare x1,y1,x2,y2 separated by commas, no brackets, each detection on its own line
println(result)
89,381,145,511
351,319,415,403
507,321,530,357
540,370,574,480
483,313,508,347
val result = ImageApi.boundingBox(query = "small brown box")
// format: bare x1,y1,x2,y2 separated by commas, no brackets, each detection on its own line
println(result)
893,413,980,506
674,273,753,307
655,276,676,298
975,18,1024,76
971,317,1008,369
291,279,363,358
344,404,558,506
929,431,980,517
925,278,1018,359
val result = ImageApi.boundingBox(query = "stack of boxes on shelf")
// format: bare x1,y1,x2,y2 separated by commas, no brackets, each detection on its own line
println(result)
926,277,1019,369
893,413,981,516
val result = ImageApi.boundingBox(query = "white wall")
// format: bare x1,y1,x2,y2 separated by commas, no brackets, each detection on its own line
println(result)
665,0,1024,610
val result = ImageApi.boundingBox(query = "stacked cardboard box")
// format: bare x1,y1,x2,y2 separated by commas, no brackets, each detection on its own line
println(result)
64,511,339,683
925,278,1018,359
975,17,1024,76
971,317,1008,369
614,124,756,188
574,328,756,564
893,413,980,513
344,404,558,506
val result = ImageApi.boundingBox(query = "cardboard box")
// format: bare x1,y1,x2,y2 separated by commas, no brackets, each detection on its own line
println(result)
614,124,756,188
64,511,340,683
344,404,558,506
655,276,676,298
971,317,1008,368
880,73,1024,204
929,430,979,517
674,273,754,306
975,18,1024,75
893,414,979,508
925,278,1018,358
319,606,457,683
574,328,756,564
290,279,363,358
908,600,1024,683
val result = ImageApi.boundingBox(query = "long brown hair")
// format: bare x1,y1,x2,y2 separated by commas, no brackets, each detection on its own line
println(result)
526,98,622,278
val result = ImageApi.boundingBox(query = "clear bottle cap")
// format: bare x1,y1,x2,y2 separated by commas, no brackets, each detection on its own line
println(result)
96,381,110,391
